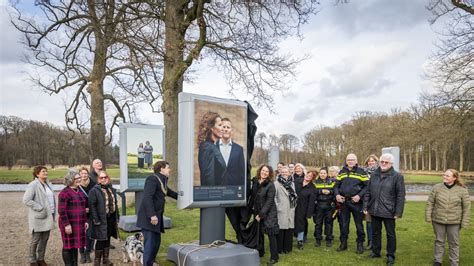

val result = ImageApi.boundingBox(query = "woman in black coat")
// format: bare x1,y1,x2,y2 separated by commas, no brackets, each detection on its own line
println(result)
197,111,226,186
89,170,118,266
294,170,317,249
249,164,279,265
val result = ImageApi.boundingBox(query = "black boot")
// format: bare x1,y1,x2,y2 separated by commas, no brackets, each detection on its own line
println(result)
297,241,304,250
337,241,347,252
93,250,103,266
102,248,114,265
356,242,364,254
79,248,86,264
315,239,321,247
71,249,78,266
366,240,372,250
85,251,92,263
62,249,72,266
326,240,333,247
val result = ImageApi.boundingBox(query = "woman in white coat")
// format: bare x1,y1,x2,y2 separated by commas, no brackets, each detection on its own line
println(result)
274,166,297,254
23,165,56,266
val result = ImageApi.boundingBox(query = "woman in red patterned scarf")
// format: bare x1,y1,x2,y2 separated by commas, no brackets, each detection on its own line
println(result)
58,171,88,265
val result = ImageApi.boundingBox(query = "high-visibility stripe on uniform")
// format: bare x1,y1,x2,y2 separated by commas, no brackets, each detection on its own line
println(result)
336,173,369,182
315,182,335,189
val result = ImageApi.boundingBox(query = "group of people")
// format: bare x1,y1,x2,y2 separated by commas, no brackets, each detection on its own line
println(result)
245,153,471,266
137,141,154,169
22,152,471,266
24,159,119,266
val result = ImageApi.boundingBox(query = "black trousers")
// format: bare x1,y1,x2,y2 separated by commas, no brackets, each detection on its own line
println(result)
340,200,365,243
277,229,293,253
371,215,396,258
313,203,335,241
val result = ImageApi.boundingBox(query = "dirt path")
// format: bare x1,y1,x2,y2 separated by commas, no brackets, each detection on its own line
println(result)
0,192,126,265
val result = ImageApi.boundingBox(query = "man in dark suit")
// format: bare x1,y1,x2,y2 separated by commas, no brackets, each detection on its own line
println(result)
217,118,247,243
217,118,246,186
136,161,178,266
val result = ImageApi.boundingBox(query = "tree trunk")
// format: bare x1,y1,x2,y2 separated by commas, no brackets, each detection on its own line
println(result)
428,144,432,171
421,145,425,171
403,150,407,170
162,0,186,189
442,148,447,171
435,148,439,171
459,140,464,172
88,39,107,166
409,150,413,170
415,147,419,171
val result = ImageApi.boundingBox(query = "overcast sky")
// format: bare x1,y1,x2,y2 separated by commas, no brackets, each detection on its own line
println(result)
0,0,441,144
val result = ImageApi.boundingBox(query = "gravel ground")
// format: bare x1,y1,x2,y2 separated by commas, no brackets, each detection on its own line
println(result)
0,192,131,265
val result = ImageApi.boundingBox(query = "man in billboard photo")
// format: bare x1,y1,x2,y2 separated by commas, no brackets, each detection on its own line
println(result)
197,111,226,186
217,117,245,186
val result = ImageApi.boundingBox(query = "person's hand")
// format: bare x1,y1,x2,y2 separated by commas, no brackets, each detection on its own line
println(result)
65,225,72,235
394,216,398,220
363,209,368,215
151,215,158,225
351,195,360,203
322,189,329,195
255,215,261,222
85,208,89,213
85,222,89,230
336,195,345,203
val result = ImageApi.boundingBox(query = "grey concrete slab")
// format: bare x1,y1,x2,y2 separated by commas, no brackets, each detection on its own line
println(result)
167,241,260,266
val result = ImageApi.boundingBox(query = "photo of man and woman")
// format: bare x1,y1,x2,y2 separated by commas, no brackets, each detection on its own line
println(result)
193,99,247,199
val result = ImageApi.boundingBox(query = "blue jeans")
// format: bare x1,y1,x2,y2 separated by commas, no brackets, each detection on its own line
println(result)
297,231,305,241
143,229,161,266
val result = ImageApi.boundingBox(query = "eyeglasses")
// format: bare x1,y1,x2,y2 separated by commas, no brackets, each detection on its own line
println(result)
99,176,109,180
380,161,392,164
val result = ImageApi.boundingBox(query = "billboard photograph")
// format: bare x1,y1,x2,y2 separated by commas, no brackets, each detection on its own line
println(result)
178,93,248,208
119,123,165,191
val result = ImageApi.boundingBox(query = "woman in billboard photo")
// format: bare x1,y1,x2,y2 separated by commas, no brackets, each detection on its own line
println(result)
144,141,154,169
197,111,226,186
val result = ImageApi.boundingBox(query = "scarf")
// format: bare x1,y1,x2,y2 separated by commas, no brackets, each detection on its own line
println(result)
277,175,297,208
101,184,116,215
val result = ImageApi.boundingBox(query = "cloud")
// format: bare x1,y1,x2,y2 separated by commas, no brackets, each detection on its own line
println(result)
313,0,429,36
0,5,24,63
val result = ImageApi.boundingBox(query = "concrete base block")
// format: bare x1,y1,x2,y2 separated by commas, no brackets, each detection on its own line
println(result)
167,241,260,266
118,215,172,232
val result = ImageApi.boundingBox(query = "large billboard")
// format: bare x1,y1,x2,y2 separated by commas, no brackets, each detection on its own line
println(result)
119,123,165,192
178,93,247,209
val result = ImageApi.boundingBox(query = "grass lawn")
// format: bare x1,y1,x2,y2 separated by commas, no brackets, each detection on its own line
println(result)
120,201,474,266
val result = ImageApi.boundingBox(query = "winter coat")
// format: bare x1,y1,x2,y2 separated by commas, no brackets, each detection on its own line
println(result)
198,140,226,186
58,186,88,249
294,179,316,232
363,167,405,219
334,164,369,199
274,180,296,229
425,183,471,228
136,173,177,233
23,178,56,233
88,184,119,240
315,178,336,204
250,177,279,235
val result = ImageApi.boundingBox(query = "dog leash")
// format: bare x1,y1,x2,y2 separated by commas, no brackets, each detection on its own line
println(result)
176,240,227,266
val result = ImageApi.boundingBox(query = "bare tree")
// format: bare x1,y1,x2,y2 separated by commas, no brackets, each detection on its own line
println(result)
11,1,319,183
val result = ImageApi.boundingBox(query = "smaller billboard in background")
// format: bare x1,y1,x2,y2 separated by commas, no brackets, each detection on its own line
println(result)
119,123,165,192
